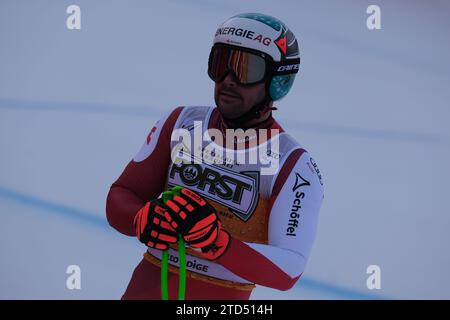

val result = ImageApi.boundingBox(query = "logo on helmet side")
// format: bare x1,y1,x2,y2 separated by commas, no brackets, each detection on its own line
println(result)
216,27,272,46
275,35,287,55
277,64,300,72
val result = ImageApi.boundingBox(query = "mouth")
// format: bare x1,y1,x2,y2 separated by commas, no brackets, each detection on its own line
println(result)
220,91,240,99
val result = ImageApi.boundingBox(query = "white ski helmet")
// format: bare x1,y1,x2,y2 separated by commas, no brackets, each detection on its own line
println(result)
209,13,300,101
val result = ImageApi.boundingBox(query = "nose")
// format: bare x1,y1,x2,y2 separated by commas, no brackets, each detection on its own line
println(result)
222,73,237,87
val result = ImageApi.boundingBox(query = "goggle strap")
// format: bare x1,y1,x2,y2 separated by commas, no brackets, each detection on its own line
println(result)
273,58,301,76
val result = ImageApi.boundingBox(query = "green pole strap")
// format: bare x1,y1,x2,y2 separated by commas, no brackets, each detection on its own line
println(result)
161,250,169,300
178,236,186,300
160,186,186,300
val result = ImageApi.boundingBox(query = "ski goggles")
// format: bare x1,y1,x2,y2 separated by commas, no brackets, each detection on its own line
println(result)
208,44,300,86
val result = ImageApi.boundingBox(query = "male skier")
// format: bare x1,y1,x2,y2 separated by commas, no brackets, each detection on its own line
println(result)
106,13,324,300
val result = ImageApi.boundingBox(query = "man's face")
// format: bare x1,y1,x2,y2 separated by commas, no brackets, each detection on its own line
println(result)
214,73,266,120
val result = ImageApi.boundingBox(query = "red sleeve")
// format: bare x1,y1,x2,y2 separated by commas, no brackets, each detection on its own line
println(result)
105,107,183,236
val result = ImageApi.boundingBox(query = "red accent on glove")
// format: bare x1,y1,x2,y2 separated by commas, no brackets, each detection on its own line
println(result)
164,187,220,249
133,199,178,250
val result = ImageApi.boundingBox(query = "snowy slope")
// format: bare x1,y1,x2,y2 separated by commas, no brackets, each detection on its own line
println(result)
1,0,449,299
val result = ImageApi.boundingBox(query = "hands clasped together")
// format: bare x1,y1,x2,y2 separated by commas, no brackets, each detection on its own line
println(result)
133,186,230,260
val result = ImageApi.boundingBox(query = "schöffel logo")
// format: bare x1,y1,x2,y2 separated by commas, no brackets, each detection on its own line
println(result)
292,172,310,192
168,162,260,221
286,172,310,237
215,27,272,46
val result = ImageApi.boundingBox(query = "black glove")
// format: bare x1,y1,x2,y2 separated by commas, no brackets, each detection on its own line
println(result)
163,186,221,249
133,198,178,250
